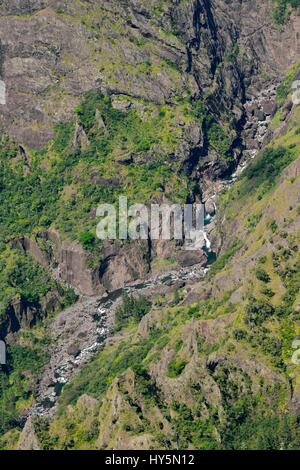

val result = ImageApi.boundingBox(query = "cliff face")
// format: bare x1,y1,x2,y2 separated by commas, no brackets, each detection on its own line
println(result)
0,0,300,450
0,0,299,148
14,88,299,451
0,0,299,298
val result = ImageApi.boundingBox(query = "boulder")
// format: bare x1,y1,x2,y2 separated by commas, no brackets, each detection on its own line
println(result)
261,100,277,116
67,343,81,357
254,109,266,121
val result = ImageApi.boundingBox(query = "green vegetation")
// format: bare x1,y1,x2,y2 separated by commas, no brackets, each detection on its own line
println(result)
273,0,300,25
255,268,271,283
206,120,232,161
225,44,240,64
52,122,75,153
0,326,50,434
78,231,96,250
0,135,18,159
245,299,275,326
221,392,300,449
276,61,300,103
0,248,77,319
243,146,295,193
57,327,164,411
210,240,243,275
172,402,219,449
191,100,234,161
0,91,192,249
76,91,157,155
115,293,151,330
167,359,188,378
0,248,77,435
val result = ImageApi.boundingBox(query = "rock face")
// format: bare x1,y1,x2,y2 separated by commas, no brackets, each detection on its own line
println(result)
1,298,40,338
0,291,65,342
12,231,151,295
12,231,102,296
243,84,277,158
11,228,206,295
0,0,298,304
0,0,299,295
17,417,40,451
1,0,300,451
99,241,151,291
0,0,299,150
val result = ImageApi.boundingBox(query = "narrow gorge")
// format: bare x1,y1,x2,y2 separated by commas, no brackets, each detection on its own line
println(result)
0,0,300,452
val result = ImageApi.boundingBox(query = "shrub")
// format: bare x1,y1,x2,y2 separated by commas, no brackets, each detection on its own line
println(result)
132,366,160,402
167,359,188,378
245,299,275,326
52,122,74,153
276,60,300,101
244,146,295,193
0,250,77,318
269,220,278,233
79,231,96,250
115,293,151,330
233,329,248,341
261,287,275,298
0,339,49,434
0,135,18,159
273,0,300,25
255,268,271,283
206,120,231,160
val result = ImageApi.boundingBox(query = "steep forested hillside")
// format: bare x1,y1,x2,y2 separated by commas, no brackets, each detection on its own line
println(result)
0,0,299,451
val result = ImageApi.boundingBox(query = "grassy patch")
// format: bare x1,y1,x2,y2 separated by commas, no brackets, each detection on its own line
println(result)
273,0,300,25
210,240,243,275
276,61,300,103
167,359,188,378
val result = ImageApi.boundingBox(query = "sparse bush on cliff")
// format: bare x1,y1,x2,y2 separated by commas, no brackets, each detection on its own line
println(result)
245,298,275,326
273,0,300,25
167,359,188,378
255,268,271,283
79,231,96,250
115,293,151,330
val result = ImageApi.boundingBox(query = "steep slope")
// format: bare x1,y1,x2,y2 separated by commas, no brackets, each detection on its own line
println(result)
0,0,300,451
4,67,299,451
0,0,299,299
0,0,299,148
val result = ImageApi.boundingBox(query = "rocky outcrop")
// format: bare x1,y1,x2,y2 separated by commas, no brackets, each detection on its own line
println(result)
0,0,298,151
11,224,209,295
98,241,151,291
0,291,64,342
11,235,49,269
72,122,89,150
12,231,151,295
55,237,102,296
0,0,299,295
17,417,40,451
12,231,101,296
243,85,277,158
1,298,40,338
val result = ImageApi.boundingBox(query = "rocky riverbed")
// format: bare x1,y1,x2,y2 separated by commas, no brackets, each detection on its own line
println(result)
29,261,210,418
27,81,279,419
